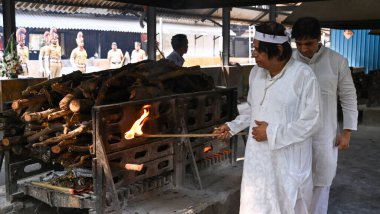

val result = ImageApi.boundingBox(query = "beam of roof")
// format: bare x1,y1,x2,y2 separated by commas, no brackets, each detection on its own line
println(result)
110,0,327,9
238,6,291,16
201,8,218,22
283,0,380,29
251,12,267,24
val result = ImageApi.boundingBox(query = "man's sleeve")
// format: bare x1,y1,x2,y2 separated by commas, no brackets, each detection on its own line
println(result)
226,67,255,135
338,58,358,131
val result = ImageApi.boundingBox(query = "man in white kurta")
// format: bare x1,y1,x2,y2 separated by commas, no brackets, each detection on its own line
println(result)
214,22,322,214
292,17,358,214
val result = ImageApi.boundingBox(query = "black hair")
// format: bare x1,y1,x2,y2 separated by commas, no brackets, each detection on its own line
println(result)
255,22,292,61
171,34,188,51
291,17,321,40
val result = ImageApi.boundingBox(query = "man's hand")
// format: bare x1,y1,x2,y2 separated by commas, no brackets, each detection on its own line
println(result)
252,120,268,142
212,124,231,140
336,129,351,150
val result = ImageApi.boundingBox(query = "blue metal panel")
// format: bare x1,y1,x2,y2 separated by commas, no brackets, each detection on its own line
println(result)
330,29,380,73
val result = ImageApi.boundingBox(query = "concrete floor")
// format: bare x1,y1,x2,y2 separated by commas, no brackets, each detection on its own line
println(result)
0,125,379,213
329,125,380,214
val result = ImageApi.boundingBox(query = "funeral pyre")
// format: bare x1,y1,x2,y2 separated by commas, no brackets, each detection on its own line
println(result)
0,60,215,193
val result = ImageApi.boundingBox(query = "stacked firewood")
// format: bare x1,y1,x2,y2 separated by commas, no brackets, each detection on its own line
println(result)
0,60,215,169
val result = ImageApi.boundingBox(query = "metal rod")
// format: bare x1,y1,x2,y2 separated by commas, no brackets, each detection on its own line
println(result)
141,132,247,138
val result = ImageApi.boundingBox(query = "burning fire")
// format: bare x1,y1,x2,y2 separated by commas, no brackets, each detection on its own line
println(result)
124,105,151,140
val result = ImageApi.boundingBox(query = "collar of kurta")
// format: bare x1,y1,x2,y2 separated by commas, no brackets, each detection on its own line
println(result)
297,45,326,64
265,57,294,80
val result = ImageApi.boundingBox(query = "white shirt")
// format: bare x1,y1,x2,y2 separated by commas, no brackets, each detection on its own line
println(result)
293,46,358,186
166,51,185,66
227,58,321,213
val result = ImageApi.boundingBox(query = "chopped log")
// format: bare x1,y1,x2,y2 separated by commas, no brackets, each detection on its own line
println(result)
59,94,74,110
67,154,92,168
23,130,38,137
27,123,64,144
47,110,72,121
69,99,94,113
24,108,58,122
51,139,79,154
66,113,92,126
33,122,91,147
51,81,73,95
2,136,26,146
109,162,144,171
26,124,46,131
11,94,47,110
68,145,93,153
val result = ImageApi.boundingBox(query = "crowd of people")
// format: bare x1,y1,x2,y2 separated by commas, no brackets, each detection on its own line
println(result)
9,28,188,79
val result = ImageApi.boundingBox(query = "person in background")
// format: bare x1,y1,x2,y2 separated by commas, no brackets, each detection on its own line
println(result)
39,31,50,77
123,51,131,65
166,34,188,66
213,21,321,213
107,42,124,69
16,27,29,75
70,31,87,73
46,27,62,78
130,41,146,63
291,17,358,214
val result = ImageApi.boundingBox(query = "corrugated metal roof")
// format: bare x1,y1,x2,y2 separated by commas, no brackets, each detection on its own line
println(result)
0,12,236,36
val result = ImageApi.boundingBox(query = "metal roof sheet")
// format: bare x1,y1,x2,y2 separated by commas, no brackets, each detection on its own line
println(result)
0,12,236,35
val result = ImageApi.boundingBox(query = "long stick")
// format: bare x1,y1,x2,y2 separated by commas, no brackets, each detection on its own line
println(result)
141,132,247,138
31,181,76,194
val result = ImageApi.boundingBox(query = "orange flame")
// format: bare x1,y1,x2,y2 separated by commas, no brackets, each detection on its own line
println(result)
124,105,151,140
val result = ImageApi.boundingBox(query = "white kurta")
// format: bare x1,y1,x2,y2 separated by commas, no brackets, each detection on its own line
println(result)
293,46,358,186
227,58,321,214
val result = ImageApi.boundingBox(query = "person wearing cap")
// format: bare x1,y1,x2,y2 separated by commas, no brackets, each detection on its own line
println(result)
46,27,62,78
39,31,50,77
16,27,29,75
291,17,358,214
70,31,87,73
130,41,146,63
107,42,124,69
166,34,188,66
213,21,321,213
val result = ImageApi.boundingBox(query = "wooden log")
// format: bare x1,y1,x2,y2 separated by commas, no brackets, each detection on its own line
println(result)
32,122,91,147
23,130,38,137
59,94,74,110
68,145,93,153
27,123,64,144
69,99,94,113
47,110,72,121
24,108,58,122
51,139,79,154
2,136,26,146
109,162,144,172
67,154,92,168
11,94,47,110
51,81,73,95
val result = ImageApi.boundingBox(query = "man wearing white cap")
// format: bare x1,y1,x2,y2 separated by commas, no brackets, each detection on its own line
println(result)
107,42,124,69
213,21,322,214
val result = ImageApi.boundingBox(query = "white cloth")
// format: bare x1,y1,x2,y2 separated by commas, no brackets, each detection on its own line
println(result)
227,58,321,214
166,51,185,66
310,186,330,214
131,49,146,63
293,46,358,186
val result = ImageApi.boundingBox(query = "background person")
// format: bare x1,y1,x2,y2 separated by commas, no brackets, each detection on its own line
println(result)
38,31,50,77
16,27,29,75
213,21,321,214
166,34,188,66
46,27,62,78
107,42,123,69
130,41,146,63
70,31,87,73
291,17,358,214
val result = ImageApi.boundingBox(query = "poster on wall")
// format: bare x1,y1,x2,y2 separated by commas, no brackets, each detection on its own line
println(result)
29,34,44,51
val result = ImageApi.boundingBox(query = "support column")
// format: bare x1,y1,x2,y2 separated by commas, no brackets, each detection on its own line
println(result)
269,5,277,22
147,7,156,60
2,0,16,47
222,7,231,66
